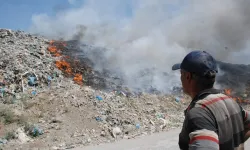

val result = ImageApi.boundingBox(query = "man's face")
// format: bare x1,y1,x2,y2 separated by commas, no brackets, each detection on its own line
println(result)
180,69,191,94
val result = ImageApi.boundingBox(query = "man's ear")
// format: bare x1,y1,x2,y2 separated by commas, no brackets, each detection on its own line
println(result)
186,72,192,82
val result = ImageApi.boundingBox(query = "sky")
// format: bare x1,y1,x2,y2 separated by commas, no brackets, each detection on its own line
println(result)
0,0,180,31
0,0,84,30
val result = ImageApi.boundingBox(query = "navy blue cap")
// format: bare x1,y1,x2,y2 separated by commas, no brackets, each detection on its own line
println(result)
172,51,218,77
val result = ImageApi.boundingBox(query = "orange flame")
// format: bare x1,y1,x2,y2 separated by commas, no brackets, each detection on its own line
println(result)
55,60,72,74
47,40,65,57
224,88,249,104
48,40,84,85
73,73,83,85
224,89,232,95
48,46,57,53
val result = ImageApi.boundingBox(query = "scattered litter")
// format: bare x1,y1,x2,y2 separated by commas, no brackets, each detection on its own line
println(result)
31,90,37,95
15,127,31,144
0,138,7,145
47,75,52,85
136,123,140,129
47,75,52,81
29,126,44,137
96,96,103,101
115,91,127,97
159,118,168,129
87,138,92,143
150,120,155,125
175,97,181,102
100,130,106,137
156,113,164,119
28,76,37,86
112,127,122,138
0,88,4,97
95,116,103,122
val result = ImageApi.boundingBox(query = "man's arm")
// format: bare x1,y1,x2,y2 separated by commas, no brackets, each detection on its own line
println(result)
189,129,219,150
187,108,219,150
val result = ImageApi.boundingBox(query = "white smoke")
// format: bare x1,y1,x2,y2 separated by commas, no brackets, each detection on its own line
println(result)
29,0,250,93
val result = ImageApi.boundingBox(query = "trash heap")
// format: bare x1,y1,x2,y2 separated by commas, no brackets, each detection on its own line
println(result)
0,29,188,150
0,29,63,101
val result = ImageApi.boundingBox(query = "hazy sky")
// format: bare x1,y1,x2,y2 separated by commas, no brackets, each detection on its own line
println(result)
0,0,182,31
0,0,84,30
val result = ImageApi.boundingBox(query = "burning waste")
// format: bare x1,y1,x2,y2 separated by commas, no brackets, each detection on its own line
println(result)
47,39,250,104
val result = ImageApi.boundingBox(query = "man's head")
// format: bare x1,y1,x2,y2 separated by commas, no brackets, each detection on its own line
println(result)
172,50,218,98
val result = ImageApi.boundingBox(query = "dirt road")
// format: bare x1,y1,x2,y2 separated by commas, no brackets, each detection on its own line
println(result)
75,128,250,150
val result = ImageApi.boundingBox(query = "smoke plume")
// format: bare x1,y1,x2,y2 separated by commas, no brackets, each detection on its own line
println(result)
29,0,250,93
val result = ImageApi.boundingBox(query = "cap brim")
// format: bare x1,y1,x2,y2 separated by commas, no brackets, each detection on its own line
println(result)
172,63,181,70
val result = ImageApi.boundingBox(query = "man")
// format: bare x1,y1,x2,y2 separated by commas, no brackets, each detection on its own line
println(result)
172,50,250,150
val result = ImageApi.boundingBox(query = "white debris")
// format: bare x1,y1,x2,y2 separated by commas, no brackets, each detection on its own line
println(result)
15,127,31,144
112,127,122,138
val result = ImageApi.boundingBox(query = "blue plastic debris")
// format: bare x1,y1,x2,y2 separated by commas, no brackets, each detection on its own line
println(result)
0,88,5,97
175,97,181,102
96,96,103,101
47,76,52,82
95,116,103,122
31,90,37,95
31,126,43,137
136,123,140,129
0,88,4,93
47,76,52,86
28,76,37,86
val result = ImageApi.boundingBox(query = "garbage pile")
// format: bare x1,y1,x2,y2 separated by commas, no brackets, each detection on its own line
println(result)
0,29,188,150
0,29,63,101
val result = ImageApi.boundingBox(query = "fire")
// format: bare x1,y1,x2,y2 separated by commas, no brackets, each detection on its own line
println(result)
48,40,83,85
47,46,57,53
224,88,249,104
47,41,62,57
224,88,232,95
73,73,83,85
